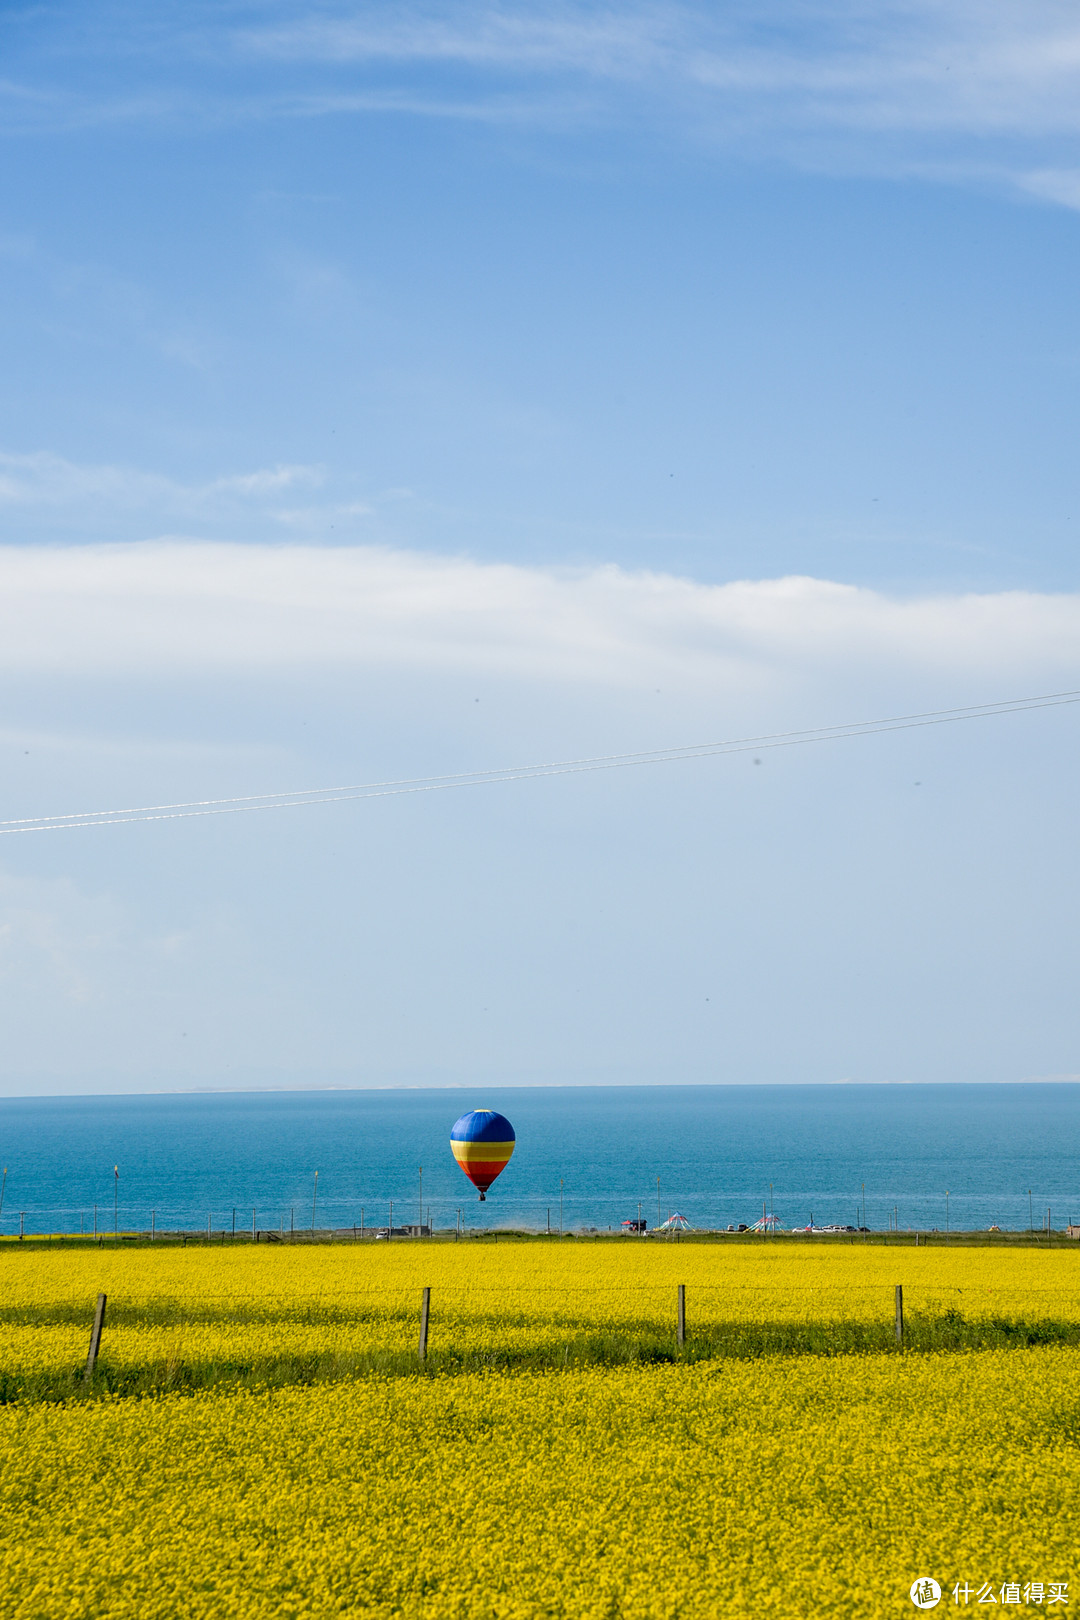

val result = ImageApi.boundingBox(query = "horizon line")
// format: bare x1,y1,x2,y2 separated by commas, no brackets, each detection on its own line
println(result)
1,1076,1078,1102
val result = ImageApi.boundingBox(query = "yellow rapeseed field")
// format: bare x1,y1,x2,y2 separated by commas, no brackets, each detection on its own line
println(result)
2,1242,1078,1617
5,1239,1080,1383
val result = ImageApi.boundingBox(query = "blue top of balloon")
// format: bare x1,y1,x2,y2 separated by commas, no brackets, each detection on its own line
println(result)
450,1109,516,1143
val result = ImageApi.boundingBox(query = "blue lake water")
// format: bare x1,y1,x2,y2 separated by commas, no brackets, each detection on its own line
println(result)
0,1084,1077,1236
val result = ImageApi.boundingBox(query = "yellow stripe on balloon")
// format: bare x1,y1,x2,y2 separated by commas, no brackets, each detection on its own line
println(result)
451,1140,515,1165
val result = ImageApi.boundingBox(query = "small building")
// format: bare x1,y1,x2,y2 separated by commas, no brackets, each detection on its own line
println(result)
1066,1226,1080,1240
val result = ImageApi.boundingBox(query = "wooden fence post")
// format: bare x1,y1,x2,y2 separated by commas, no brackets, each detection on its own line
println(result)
418,1287,431,1362
84,1293,107,1383
677,1284,686,1347
895,1284,904,1346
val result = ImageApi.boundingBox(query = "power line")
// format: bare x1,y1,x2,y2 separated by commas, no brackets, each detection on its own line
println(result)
1,686,1077,836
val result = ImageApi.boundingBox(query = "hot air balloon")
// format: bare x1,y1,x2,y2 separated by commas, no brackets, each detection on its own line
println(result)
450,1109,515,1201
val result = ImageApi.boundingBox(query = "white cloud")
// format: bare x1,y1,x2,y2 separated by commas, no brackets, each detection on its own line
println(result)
206,465,324,498
0,540,1077,691
0,535,1076,1093
0,452,323,510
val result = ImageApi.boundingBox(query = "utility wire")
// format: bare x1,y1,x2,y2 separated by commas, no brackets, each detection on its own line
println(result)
2,687,1077,835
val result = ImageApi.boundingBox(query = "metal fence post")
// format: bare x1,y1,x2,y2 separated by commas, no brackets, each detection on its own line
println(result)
895,1284,904,1346
418,1286,431,1361
84,1293,107,1383
677,1284,686,1347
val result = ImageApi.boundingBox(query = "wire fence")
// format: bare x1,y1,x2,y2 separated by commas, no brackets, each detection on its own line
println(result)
5,1267,1080,1407
14,1276,1080,1380
8,1278,1080,1367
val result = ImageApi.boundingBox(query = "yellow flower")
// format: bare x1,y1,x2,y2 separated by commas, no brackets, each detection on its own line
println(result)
2,1241,1077,1617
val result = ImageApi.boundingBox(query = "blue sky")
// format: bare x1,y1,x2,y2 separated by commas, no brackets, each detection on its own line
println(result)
1,1,1079,1093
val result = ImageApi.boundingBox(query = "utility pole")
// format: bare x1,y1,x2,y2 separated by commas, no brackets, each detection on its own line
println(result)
114,1166,119,1235
1029,1189,1034,1236
657,1176,661,1229
559,1179,564,1235
418,1167,423,1233
311,1170,319,1234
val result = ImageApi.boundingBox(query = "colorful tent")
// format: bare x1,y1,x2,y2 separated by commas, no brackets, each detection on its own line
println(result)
657,1212,691,1230
749,1212,783,1232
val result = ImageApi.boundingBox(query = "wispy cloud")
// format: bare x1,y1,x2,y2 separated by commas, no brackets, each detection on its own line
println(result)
230,1,1080,151
1018,166,1080,209
0,451,323,511
0,448,387,546
8,3,1080,197
237,5,679,77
